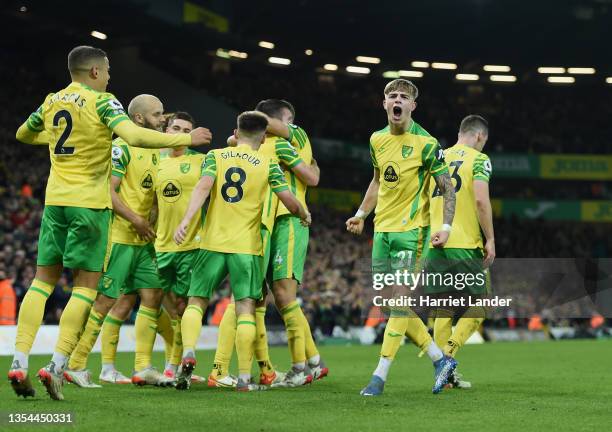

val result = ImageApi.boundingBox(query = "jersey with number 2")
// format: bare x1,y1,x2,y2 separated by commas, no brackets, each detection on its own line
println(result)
24,82,129,209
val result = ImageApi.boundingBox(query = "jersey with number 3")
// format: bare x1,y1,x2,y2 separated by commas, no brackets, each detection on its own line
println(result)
24,82,129,209
429,144,492,249
199,145,289,255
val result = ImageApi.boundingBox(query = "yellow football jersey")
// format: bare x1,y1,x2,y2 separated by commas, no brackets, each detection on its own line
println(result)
429,144,492,249
111,138,160,245
25,82,129,209
258,132,305,231
155,150,206,252
370,121,448,232
200,145,288,255
275,124,312,217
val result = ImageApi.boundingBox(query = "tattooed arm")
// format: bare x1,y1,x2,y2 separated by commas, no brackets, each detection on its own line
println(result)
431,171,456,247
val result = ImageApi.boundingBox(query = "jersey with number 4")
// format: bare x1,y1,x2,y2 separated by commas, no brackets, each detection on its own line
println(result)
429,144,492,249
25,82,129,209
200,145,289,255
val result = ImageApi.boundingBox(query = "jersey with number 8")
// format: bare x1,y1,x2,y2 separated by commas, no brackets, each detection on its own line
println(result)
429,144,492,249
25,82,129,209
199,145,289,255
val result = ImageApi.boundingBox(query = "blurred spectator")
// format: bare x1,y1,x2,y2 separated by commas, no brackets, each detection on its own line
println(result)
0,269,17,325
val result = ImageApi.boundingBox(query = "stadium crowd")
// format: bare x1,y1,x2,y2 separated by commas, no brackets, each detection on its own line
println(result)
0,54,609,335
147,51,612,154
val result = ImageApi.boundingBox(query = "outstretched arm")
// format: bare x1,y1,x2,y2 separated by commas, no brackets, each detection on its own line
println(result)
113,120,212,149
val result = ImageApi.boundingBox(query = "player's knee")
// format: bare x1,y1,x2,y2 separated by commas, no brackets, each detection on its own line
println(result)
235,298,255,315
140,288,163,308
73,269,102,289
95,294,116,315
34,264,63,286
111,295,137,320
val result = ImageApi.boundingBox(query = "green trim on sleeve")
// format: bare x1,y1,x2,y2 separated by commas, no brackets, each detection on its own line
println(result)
369,140,378,169
201,151,217,178
26,106,44,132
268,161,289,192
473,153,492,182
275,139,302,168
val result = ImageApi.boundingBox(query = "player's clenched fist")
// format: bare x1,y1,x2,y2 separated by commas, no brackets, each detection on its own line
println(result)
431,230,449,248
190,127,212,146
174,220,189,245
345,216,364,235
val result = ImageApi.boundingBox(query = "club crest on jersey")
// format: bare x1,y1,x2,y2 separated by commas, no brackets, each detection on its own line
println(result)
383,162,400,189
161,180,182,202
402,145,413,158
180,163,190,174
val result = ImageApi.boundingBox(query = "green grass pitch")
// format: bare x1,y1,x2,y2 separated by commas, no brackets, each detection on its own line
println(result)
1,340,609,431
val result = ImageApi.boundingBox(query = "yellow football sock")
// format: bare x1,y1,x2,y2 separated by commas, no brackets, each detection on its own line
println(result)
212,303,236,377
281,301,306,365
254,306,273,374
405,317,433,351
54,287,97,356
170,318,182,366
380,316,409,359
68,308,104,370
134,305,159,371
236,314,256,376
434,317,453,349
14,278,54,355
297,308,319,361
444,317,485,357
156,307,174,364
181,305,203,355
101,313,124,365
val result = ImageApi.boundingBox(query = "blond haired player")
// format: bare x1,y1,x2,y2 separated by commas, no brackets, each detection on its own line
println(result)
9,46,211,400
345,79,457,396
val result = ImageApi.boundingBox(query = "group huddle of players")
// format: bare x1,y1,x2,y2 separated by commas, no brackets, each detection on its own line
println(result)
8,43,495,401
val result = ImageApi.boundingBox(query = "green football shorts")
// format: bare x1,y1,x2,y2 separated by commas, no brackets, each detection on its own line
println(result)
422,247,488,295
157,250,198,298
372,227,430,274
37,205,112,272
189,249,263,301
98,243,162,299
270,215,308,283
